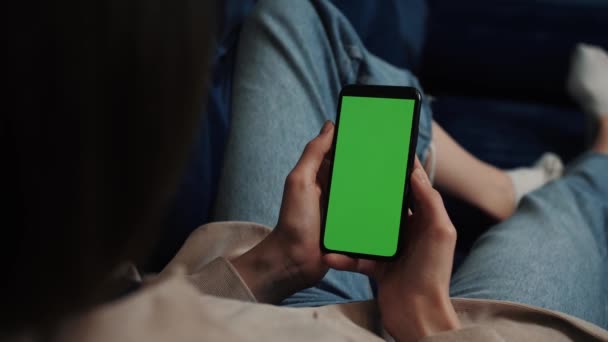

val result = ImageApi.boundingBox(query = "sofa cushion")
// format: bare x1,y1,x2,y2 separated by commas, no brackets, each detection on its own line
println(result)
421,0,608,105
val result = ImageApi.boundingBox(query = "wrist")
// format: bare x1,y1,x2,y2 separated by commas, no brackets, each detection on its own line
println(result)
409,295,461,337
381,289,460,341
231,232,305,304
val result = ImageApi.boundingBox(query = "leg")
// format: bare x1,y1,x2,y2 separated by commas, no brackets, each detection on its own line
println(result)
594,117,608,152
431,122,515,220
432,121,565,221
213,0,432,306
214,0,432,227
450,118,608,328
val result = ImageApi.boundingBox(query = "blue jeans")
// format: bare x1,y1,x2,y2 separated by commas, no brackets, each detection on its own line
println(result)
213,0,608,328
214,0,431,307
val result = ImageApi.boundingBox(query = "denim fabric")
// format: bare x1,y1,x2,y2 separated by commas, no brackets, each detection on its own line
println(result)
330,0,428,72
215,0,608,328
214,0,431,307
451,153,608,329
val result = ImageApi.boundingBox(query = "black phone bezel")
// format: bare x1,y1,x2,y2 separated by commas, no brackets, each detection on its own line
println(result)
320,84,422,261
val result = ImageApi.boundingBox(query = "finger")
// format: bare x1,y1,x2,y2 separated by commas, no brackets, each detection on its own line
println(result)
318,159,331,209
293,121,334,177
413,156,424,170
323,253,358,271
323,254,377,276
317,158,331,189
410,166,450,224
406,156,419,214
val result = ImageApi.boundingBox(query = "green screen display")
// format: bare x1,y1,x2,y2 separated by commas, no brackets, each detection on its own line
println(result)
323,96,415,257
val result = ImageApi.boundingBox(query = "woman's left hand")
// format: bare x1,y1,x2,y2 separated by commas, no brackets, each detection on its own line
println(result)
324,158,461,340
232,121,335,303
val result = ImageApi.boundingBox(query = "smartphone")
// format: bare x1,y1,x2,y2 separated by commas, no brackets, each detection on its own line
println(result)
321,85,421,260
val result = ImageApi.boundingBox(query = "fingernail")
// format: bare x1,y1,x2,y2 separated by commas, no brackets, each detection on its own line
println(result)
413,167,427,185
320,121,332,135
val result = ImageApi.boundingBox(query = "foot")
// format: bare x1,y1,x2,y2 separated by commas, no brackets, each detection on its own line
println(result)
567,43,608,117
506,153,564,204
594,117,608,153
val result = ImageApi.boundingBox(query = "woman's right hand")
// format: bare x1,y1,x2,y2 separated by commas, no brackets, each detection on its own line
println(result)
324,158,461,340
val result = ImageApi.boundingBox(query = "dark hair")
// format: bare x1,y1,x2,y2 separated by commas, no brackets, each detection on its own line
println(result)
2,0,216,333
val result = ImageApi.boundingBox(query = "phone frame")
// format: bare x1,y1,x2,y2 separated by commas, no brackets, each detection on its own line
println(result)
320,85,422,260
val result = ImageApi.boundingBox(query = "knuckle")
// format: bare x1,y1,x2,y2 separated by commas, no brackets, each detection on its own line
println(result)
431,222,457,243
429,189,443,204
286,171,312,192
305,139,318,152
426,189,447,213
445,224,458,242
285,171,303,187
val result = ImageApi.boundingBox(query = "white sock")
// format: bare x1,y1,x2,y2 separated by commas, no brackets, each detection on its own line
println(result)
507,153,564,204
567,43,608,117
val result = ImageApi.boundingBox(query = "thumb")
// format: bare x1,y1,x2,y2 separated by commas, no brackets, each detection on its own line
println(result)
293,121,334,177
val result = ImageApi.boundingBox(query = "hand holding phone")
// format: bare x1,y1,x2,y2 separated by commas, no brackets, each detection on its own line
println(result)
232,121,337,303
323,158,461,340
321,85,421,260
